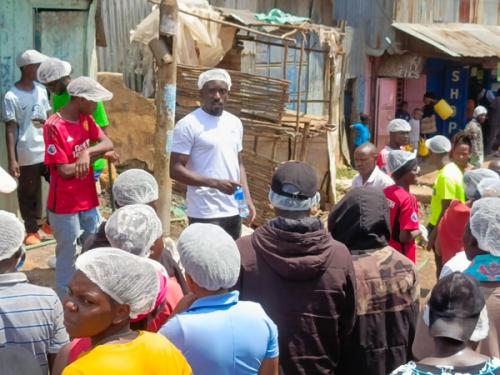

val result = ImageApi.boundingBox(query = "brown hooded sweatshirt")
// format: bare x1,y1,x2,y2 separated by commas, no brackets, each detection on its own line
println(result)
235,216,356,375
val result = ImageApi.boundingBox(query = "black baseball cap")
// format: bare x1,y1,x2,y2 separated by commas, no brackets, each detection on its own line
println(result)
428,272,485,342
271,161,317,200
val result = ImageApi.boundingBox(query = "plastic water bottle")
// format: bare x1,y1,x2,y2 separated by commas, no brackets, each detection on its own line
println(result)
234,186,249,218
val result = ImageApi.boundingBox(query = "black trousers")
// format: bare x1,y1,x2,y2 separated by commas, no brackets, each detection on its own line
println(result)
188,215,242,240
427,223,442,278
17,162,49,233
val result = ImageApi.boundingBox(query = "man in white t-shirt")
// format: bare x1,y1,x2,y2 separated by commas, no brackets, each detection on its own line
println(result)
352,143,394,189
170,69,255,240
3,50,51,245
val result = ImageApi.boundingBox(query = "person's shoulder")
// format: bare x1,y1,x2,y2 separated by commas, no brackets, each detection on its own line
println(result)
221,110,241,121
387,246,417,269
389,361,417,375
4,88,17,99
176,109,201,128
10,281,61,305
138,330,185,352
33,82,48,94
323,237,354,271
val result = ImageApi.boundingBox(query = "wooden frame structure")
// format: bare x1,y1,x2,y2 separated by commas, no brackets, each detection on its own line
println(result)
171,6,347,225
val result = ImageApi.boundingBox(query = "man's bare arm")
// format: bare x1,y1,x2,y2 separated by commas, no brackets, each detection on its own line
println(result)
170,152,239,195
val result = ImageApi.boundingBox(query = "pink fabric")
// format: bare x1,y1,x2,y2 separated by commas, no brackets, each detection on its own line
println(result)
131,270,168,323
68,338,92,364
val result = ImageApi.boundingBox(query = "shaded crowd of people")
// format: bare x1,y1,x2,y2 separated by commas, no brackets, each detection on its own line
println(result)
0,49,499,375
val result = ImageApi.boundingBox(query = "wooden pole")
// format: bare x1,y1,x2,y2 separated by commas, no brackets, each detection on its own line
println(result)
152,0,178,236
293,34,305,159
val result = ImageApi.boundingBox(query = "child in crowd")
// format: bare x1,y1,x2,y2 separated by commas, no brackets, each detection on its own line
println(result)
384,150,421,263
43,77,114,299
38,58,111,181
3,50,51,245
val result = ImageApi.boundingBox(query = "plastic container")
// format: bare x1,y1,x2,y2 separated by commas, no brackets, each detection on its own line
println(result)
434,99,454,120
234,186,249,218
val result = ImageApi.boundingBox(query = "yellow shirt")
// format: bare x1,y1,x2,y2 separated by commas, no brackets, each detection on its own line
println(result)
62,331,191,375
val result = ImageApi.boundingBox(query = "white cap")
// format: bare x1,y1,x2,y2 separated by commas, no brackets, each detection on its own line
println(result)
15,49,48,67
477,178,500,198
463,169,499,199
387,150,417,174
105,204,162,257
177,223,240,291
67,76,113,102
0,211,25,261
0,167,17,194
469,197,500,256
473,105,488,118
197,69,232,91
387,119,411,133
112,169,159,206
425,135,452,154
75,248,159,318
37,58,72,83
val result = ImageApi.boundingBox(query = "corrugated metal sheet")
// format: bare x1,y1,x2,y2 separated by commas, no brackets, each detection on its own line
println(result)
96,0,152,90
393,22,500,58
333,0,394,53
394,0,500,25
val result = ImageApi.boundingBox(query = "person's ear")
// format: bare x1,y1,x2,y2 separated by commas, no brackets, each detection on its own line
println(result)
112,304,131,325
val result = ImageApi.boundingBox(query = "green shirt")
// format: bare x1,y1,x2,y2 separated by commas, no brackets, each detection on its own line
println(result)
52,91,109,172
429,162,466,226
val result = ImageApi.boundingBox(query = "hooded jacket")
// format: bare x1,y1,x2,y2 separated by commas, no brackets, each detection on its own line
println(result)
236,216,356,375
329,187,419,375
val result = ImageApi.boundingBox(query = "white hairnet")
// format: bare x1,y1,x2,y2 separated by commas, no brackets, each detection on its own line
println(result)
469,197,500,256
113,169,159,206
75,248,159,318
463,169,499,200
198,69,232,90
387,150,417,174
269,190,320,211
67,76,113,102
425,135,452,154
0,211,25,261
0,167,17,194
105,204,162,257
473,105,488,118
387,119,411,133
177,223,240,291
16,50,47,67
37,58,72,83
477,178,500,198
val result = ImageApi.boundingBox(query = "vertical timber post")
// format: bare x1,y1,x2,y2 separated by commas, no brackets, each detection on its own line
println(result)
153,0,178,236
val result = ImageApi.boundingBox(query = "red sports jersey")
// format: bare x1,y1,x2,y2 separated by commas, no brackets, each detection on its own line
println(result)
43,113,102,214
384,184,419,263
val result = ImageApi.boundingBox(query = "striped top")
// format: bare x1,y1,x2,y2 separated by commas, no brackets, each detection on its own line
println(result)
0,272,69,374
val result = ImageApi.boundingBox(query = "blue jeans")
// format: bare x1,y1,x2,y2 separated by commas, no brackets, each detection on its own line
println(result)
48,208,100,300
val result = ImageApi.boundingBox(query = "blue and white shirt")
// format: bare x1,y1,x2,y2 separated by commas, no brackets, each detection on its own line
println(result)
0,273,69,374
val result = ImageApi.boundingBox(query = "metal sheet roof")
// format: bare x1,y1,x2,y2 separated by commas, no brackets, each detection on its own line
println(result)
393,22,500,58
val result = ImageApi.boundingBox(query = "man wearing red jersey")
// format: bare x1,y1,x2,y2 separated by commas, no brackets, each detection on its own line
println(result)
43,77,113,299
384,150,421,263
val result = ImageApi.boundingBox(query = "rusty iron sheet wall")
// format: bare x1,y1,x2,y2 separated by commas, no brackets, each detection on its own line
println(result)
96,0,152,91
394,0,500,25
